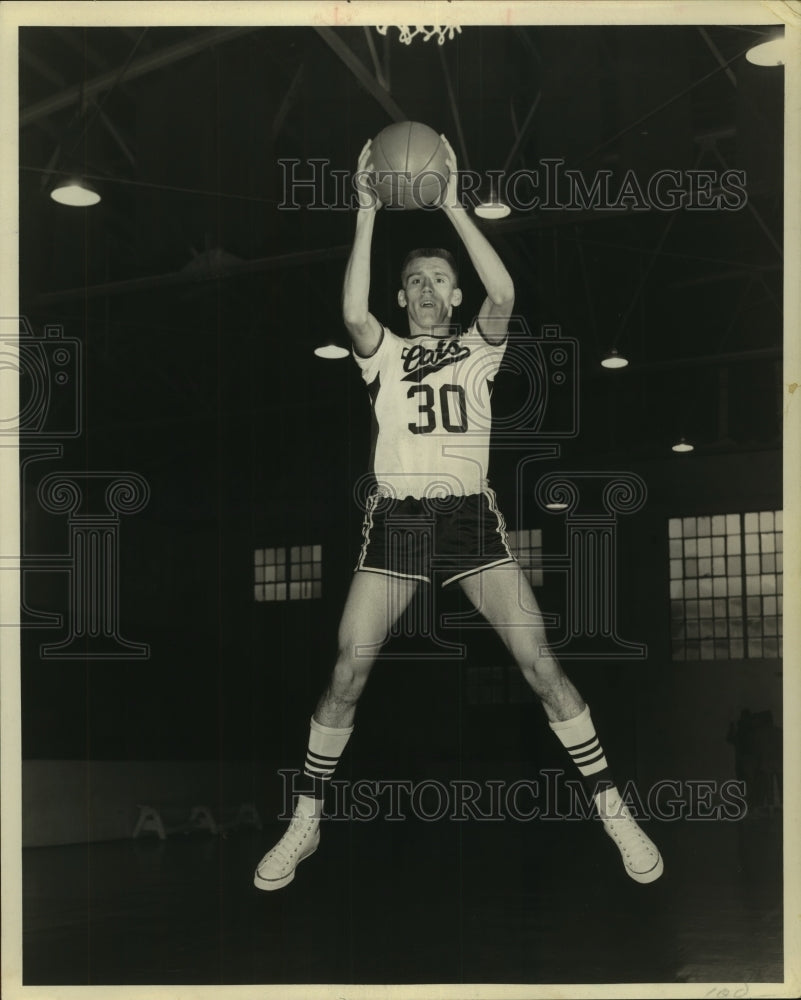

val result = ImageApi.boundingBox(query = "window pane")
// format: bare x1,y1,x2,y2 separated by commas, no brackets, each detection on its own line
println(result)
775,511,782,530
726,514,740,533
670,581,683,599
254,549,264,565
727,556,740,576
745,555,759,575
684,538,698,557
701,640,714,660
759,511,774,531
712,515,726,534
302,563,312,580
697,538,712,557
712,537,725,556
764,638,778,657
264,548,276,564
302,545,312,560
714,619,728,637
291,546,299,561
744,513,759,532
761,554,775,573
683,516,696,537
670,559,682,579
291,565,300,580
697,516,711,536
761,575,776,594
713,577,727,597
686,579,699,598
698,558,711,576
748,638,763,657
744,534,759,554
729,618,743,638
255,566,265,583
714,639,729,658
713,557,725,576
746,596,761,615
669,540,682,558
669,518,682,538
276,565,286,582
670,600,684,621
763,617,777,636
700,599,713,617
685,558,698,576
761,533,775,553
699,578,713,597
686,600,700,619
747,618,762,637
254,585,264,601
290,582,300,599
264,565,275,582
686,620,700,638
729,639,744,658
699,620,714,639
313,545,322,560
728,534,741,555
264,583,275,601
776,553,783,573
276,583,286,600
728,576,742,596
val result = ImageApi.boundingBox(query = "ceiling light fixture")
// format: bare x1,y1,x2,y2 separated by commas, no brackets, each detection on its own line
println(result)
746,30,786,67
601,348,629,369
314,344,349,359
671,437,694,453
50,176,101,207
475,196,511,220
545,502,569,511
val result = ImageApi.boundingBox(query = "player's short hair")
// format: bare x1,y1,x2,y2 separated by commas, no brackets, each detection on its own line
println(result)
401,248,459,287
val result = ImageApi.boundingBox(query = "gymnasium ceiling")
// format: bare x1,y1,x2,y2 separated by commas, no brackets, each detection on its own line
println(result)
17,20,786,459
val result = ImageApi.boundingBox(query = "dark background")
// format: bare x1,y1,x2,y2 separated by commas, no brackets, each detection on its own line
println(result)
17,21,783,799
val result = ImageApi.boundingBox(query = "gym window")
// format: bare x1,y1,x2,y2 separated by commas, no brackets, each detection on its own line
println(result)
506,528,544,588
668,512,782,661
254,545,322,602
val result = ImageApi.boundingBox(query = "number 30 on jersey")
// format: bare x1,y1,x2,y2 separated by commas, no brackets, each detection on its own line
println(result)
407,383,468,434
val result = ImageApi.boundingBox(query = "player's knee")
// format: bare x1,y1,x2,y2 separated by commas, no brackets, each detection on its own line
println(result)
516,646,562,696
331,647,374,699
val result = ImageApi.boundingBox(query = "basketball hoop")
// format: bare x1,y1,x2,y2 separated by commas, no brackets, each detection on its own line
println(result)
375,25,462,46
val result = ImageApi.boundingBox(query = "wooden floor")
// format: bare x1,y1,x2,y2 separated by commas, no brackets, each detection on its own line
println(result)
22,812,782,987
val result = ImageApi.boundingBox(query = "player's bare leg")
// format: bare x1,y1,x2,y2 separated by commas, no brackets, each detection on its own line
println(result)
458,562,663,883
254,571,419,890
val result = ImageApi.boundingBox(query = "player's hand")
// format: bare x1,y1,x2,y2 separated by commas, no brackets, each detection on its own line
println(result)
355,139,382,212
439,134,459,210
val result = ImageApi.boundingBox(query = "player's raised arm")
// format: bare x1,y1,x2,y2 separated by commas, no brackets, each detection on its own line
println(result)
342,140,384,358
438,135,515,346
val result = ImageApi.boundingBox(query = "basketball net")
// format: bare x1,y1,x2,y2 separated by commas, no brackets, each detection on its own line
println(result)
375,25,462,46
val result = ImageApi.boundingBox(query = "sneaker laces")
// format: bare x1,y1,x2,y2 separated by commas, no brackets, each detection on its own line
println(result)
259,813,318,872
599,798,659,870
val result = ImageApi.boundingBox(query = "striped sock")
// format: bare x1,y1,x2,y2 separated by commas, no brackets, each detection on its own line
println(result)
302,716,354,801
549,705,615,799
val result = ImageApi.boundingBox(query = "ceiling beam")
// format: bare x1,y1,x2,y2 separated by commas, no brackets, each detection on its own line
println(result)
20,27,255,127
313,27,406,123
31,244,353,306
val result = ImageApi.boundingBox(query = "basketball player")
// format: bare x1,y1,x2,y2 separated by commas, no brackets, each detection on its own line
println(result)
254,136,663,890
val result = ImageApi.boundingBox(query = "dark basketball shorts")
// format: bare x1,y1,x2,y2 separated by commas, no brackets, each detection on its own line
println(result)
355,488,516,586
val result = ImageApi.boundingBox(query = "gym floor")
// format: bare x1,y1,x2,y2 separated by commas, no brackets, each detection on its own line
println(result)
21,810,782,987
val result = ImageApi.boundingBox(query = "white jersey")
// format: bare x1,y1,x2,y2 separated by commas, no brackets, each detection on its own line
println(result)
353,324,506,500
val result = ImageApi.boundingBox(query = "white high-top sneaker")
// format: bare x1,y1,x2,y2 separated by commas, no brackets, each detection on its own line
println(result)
596,787,664,884
253,795,321,891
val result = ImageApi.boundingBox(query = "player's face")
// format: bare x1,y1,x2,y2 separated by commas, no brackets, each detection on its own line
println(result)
398,257,462,334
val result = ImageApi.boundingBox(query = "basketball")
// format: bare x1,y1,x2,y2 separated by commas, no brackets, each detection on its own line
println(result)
369,121,449,210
